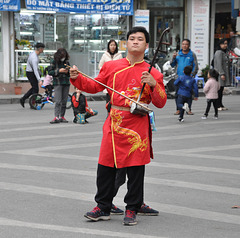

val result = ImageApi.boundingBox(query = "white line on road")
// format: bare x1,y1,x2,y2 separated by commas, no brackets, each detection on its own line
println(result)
0,163,240,195
0,131,102,143
0,182,240,225
0,217,163,238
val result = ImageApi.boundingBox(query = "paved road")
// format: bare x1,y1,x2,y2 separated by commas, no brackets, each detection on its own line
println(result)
0,95,240,238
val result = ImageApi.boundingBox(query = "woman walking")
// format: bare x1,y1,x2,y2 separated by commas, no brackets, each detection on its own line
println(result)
213,38,230,111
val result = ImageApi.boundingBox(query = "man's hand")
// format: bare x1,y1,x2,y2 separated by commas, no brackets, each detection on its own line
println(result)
39,81,43,87
141,71,156,88
172,51,178,59
70,65,79,80
221,75,226,81
194,97,198,101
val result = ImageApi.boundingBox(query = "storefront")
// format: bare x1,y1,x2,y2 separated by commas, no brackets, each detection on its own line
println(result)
0,0,236,84
14,11,129,79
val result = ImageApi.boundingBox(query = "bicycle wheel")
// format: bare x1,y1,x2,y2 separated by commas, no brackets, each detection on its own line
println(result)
29,93,45,110
66,94,72,109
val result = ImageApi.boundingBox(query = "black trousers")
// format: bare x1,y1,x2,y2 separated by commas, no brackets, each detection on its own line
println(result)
217,86,224,108
204,99,218,117
23,72,39,100
113,168,127,197
95,164,145,213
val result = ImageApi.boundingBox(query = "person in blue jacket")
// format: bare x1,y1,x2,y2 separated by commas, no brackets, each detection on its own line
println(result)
174,66,198,122
171,39,198,115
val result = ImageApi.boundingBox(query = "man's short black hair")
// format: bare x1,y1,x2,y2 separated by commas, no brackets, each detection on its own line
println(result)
184,66,192,76
35,42,45,49
182,39,191,46
127,27,149,43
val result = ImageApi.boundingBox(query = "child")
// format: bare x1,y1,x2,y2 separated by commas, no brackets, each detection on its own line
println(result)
174,65,198,122
41,66,53,102
201,69,220,119
71,87,98,124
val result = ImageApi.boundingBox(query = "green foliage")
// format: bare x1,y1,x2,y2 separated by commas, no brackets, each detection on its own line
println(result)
201,65,210,82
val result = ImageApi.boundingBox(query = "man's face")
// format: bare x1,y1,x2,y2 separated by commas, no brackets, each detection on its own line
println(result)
127,32,148,55
181,40,190,52
39,47,44,54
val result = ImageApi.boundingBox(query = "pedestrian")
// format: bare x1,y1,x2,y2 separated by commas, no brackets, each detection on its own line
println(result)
170,39,198,115
71,87,98,124
70,26,167,226
98,39,123,113
39,66,53,102
174,66,198,122
48,48,70,124
201,69,220,120
20,42,45,108
213,38,230,111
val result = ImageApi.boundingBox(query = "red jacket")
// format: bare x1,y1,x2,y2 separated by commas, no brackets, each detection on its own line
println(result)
71,58,167,168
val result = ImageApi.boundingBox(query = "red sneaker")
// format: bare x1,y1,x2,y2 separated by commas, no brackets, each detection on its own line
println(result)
84,207,110,221
59,117,68,123
123,210,137,225
50,117,60,124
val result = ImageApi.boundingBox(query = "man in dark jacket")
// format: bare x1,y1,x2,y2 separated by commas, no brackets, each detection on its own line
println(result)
174,66,198,122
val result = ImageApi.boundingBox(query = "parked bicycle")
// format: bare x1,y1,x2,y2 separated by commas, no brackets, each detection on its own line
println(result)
29,86,72,110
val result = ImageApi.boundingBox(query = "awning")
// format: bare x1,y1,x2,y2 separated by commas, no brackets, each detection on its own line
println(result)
25,0,133,15
0,0,20,12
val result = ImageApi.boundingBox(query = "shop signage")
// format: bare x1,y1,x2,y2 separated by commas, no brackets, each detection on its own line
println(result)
191,0,210,71
134,10,149,32
25,0,133,15
0,0,20,11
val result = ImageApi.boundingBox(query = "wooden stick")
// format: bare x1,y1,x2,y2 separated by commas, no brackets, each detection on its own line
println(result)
66,65,152,112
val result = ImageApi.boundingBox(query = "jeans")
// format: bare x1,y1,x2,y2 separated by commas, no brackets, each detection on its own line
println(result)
176,94,191,119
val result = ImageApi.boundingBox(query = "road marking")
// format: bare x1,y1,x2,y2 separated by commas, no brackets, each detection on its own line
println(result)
155,152,240,162
155,144,240,154
0,217,163,238
150,162,240,175
1,160,240,178
153,130,240,141
0,182,240,225
0,163,240,195
0,131,102,143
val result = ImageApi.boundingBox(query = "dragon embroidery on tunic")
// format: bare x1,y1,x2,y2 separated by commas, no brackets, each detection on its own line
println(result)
110,109,148,156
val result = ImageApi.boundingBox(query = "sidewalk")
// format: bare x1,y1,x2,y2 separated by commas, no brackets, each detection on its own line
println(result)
0,92,106,105
0,87,239,105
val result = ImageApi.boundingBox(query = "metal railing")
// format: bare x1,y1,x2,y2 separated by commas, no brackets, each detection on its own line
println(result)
230,56,240,87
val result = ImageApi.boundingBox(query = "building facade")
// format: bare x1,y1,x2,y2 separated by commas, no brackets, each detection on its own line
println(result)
0,0,235,84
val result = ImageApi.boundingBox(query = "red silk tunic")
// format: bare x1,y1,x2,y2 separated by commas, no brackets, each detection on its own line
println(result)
70,58,167,168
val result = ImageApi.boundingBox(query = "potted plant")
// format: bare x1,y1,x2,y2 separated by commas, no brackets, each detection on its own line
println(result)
15,39,31,50
14,83,22,95
201,64,210,82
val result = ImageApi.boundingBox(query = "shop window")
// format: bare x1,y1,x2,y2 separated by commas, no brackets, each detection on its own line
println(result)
14,11,128,53
14,12,57,50
68,14,128,53
0,13,2,52
148,0,183,8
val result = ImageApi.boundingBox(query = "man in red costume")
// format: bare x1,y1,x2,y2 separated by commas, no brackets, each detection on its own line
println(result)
70,26,167,226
